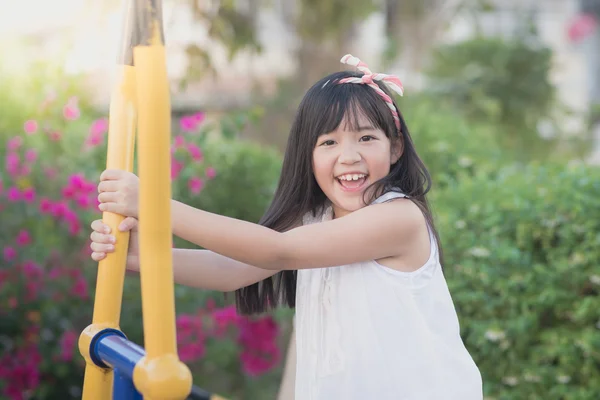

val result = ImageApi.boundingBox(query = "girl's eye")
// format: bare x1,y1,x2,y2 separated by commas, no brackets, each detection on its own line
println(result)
359,135,376,142
320,140,335,146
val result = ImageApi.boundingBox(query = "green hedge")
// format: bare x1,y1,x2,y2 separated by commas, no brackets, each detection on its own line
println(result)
432,163,600,399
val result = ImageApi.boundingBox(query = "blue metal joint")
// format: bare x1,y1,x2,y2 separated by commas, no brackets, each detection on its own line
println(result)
89,328,127,368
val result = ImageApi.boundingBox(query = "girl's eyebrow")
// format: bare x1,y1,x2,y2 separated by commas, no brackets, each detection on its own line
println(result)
356,125,377,132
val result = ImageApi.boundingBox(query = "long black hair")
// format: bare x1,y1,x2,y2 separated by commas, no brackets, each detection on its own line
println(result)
235,70,442,315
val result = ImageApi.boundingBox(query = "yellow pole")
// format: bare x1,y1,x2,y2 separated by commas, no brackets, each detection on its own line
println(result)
131,1,192,398
79,1,137,398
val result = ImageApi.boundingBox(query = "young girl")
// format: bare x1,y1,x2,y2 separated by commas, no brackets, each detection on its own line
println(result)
90,54,483,399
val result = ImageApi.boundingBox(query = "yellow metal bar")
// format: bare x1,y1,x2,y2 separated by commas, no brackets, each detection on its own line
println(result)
80,63,138,400
80,1,138,398
131,1,192,398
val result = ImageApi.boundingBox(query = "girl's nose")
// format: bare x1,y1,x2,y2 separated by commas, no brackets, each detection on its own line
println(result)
338,144,361,164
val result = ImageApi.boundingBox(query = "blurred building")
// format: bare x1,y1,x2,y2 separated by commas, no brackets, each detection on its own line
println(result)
0,0,598,160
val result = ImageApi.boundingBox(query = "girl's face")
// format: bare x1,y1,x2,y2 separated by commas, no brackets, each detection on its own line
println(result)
312,112,401,218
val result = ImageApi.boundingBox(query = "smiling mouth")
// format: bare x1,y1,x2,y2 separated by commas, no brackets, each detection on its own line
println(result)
336,174,369,191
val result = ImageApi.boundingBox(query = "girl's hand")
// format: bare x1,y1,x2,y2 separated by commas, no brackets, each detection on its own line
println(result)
90,217,140,270
97,169,139,218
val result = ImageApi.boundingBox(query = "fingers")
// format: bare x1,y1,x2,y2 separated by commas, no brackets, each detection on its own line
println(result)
91,252,107,261
90,229,115,244
90,240,115,254
98,202,126,215
100,169,125,181
119,217,138,232
91,219,109,233
98,191,121,204
98,180,120,193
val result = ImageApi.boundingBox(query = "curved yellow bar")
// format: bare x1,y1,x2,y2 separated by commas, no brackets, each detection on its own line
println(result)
132,14,192,399
79,64,137,399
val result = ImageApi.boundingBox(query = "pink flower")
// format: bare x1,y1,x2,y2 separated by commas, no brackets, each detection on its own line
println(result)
63,207,79,224
90,118,108,136
193,112,205,124
7,187,21,202
180,116,195,132
51,201,67,218
186,143,203,161
179,113,205,132
83,181,96,194
86,134,103,147
62,186,76,199
24,120,38,134
22,187,36,203
69,173,86,189
171,159,184,179
7,136,23,151
39,198,53,213
22,260,42,279
567,14,598,43
49,131,62,141
211,305,241,337
5,152,20,176
75,193,92,209
69,219,82,236
16,230,31,246
3,247,16,261
71,276,89,299
59,331,78,361
188,177,204,195
0,344,41,397
176,315,205,362
63,98,81,121
24,148,38,163
174,135,186,148
238,317,280,376
48,267,64,279
205,167,216,179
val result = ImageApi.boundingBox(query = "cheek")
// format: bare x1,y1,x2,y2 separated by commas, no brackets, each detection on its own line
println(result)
312,153,332,180
366,148,393,177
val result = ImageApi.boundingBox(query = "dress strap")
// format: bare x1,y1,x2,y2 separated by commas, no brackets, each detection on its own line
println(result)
371,190,407,204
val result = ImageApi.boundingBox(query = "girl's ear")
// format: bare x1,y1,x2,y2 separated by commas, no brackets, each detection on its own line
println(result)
391,137,403,164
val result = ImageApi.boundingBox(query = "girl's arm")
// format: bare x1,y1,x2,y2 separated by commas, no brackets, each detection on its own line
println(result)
127,248,279,292
171,198,424,271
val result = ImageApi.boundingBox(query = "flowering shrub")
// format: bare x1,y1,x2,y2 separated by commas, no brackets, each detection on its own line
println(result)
178,304,281,376
0,78,286,399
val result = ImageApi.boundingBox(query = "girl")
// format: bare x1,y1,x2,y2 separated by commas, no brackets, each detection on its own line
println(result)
90,55,483,399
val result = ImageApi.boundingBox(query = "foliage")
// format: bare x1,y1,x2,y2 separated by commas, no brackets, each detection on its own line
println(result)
424,34,564,160
399,94,507,189
185,137,282,224
432,163,600,399
0,70,285,399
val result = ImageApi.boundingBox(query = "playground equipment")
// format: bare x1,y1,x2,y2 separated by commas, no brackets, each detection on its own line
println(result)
78,1,224,398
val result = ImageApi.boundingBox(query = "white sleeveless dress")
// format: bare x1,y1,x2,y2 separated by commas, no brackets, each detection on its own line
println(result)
294,191,483,400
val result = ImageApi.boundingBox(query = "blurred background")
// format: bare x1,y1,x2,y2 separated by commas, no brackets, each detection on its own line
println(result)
1,0,599,399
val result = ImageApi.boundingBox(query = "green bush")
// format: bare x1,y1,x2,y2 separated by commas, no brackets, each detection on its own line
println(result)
400,95,506,188
432,162,600,399
177,137,282,226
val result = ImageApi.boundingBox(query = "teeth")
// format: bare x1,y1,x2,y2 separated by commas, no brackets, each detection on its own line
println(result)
338,174,366,181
